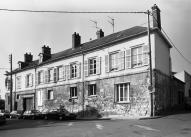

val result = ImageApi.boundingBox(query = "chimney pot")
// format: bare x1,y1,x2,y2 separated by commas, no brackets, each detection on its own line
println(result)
151,4,161,30
96,29,104,39
72,32,81,48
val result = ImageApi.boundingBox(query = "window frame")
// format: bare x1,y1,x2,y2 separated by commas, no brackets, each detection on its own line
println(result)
89,57,97,75
47,90,54,100
26,73,33,87
115,82,130,103
70,87,78,99
70,63,78,79
38,71,44,84
109,51,120,71
16,76,21,89
88,84,97,96
48,68,54,82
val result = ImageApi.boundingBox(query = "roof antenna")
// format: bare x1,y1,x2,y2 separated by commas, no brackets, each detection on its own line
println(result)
107,16,115,33
90,20,100,30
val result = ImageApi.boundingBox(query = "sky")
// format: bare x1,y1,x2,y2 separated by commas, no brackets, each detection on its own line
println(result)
0,0,190,99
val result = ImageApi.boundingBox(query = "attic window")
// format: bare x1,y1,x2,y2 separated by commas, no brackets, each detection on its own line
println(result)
39,54,43,63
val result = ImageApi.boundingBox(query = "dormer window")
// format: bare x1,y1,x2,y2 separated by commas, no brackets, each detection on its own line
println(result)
39,53,43,63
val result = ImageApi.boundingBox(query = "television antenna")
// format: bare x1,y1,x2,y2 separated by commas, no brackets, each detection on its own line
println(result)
90,20,100,30
107,16,115,33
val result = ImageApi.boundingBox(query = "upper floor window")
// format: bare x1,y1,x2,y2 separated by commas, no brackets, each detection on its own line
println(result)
115,83,130,103
84,57,101,76
132,47,143,67
70,87,77,98
67,62,81,79
16,76,21,89
37,71,44,84
105,51,124,72
25,74,33,87
88,84,96,96
48,68,54,82
89,58,97,75
57,66,65,80
71,63,77,78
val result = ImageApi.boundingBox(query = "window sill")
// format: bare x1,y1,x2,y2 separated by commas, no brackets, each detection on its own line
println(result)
70,97,78,99
116,101,130,104
88,95,97,97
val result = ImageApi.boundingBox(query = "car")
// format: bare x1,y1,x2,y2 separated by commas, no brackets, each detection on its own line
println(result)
0,110,10,118
0,113,6,124
10,110,24,119
23,110,43,120
44,108,76,120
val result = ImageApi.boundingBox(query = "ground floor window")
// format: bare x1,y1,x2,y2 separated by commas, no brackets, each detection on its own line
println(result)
48,90,54,100
70,87,77,98
88,84,96,96
115,83,130,103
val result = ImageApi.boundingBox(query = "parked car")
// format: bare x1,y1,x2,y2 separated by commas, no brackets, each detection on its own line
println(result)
44,108,76,120
0,112,6,124
10,110,24,119
23,110,43,120
0,110,10,118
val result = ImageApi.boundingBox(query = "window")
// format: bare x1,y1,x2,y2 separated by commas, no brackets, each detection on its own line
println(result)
48,90,54,100
110,52,119,71
71,63,77,78
16,76,21,89
132,46,143,67
48,68,54,82
115,83,130,103
38,71,44,84
16,94,20,100
89,58,97,75
26,74,33,87
88,84,96,96
70,87,77,98
57,66,63,80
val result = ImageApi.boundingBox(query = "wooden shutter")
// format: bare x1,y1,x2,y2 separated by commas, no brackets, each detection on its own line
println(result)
53,68,57,83
119,51,125,70
63,65,66,80
25,75,27,88
125,49,131,69
105,55,109,72
31,74,33,87
84,60,88,77
56,67,59,81
45,70,48,83
143,45,149,65
96,57,101,74
66,65,70,80
35,72,39,85
77,62,81,78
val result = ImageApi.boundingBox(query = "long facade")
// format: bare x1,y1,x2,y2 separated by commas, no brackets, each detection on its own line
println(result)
5,5,184,118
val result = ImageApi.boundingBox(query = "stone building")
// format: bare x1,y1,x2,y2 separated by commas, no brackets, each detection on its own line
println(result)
5,5,184,118
175,71,191,109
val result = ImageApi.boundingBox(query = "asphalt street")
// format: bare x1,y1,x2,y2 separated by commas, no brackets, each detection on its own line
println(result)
0,112,191,137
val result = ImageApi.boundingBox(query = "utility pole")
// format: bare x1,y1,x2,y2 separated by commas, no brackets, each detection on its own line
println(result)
9,54,13,112
147,10,154,117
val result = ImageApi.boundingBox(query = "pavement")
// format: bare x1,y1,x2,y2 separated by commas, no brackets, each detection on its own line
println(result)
0,112,191,137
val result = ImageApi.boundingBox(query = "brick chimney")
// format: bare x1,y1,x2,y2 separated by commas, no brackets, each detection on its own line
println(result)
72,32,81,48
151,4,161,30
24,53,33,63
96,29,104,39
39,45,51,62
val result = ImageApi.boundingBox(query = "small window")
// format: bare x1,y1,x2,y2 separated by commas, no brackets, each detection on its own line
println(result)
70,87,77,98
89,58,97,75
115,83,130,103
88,84,96,96
16,94,20,100
48,90,54,100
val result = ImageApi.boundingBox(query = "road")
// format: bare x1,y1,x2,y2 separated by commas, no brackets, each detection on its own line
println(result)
0,113,191,137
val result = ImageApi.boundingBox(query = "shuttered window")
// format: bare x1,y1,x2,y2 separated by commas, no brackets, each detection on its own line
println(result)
70,62,81,79
38,71,44,84
48,68,54,82
16,76,21,89
25,74,33,87
89,58,97,75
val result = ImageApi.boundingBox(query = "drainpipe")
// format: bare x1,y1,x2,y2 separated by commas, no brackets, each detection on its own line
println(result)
34,67,37,110
147,10,154,117
81,47,85,117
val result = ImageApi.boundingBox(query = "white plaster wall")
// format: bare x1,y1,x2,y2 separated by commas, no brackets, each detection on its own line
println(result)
154,33,171,75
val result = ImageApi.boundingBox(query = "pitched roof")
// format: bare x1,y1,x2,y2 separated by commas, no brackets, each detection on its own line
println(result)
11,26,150,74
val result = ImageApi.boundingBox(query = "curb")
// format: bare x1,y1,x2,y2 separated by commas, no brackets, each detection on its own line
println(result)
139,116,162,120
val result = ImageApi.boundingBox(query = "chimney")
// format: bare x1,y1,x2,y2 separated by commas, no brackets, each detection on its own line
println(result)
72,32,81,48
96,29,104,39
24,53,33,63
151,4,161,30
42,45,51,55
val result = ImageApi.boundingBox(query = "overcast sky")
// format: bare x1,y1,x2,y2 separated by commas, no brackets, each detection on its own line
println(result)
0,0,190,99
